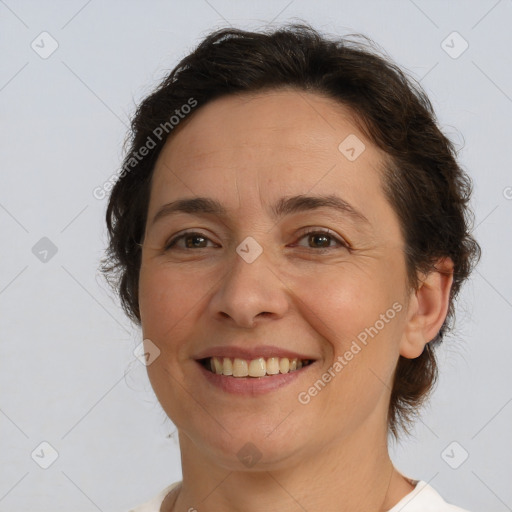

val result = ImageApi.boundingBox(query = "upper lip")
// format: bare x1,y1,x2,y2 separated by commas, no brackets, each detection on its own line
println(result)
194,345,317,361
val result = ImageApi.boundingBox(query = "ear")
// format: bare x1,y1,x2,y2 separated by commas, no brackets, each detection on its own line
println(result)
400,257,454,359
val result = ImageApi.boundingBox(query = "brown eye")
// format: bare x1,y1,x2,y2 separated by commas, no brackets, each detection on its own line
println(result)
295,228,348,251
165,232,215,250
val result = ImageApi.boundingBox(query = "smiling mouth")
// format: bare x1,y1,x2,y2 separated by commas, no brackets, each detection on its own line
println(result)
198,356,314,378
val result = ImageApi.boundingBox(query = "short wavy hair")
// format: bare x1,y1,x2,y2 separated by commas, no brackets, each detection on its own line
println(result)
102,23,481,439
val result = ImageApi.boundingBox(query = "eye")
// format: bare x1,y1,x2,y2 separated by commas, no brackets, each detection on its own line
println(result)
164,228,349,252
165,231,217,250
293,228,348,251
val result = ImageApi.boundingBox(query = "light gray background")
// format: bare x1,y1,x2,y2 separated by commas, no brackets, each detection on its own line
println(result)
1,1,511,511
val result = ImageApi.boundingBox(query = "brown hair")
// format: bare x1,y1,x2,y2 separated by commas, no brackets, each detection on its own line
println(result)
102,23,481,439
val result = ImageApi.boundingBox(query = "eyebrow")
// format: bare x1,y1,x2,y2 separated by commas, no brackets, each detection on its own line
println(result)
150,194,370,227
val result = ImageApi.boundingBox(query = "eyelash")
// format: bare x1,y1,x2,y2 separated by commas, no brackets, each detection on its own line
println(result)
164,228,349,252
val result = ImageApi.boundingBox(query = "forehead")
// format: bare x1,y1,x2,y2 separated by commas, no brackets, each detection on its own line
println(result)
150,89,391,226
159,89,373,165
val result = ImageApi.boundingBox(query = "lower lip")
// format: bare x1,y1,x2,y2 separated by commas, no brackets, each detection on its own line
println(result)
195,361,315,396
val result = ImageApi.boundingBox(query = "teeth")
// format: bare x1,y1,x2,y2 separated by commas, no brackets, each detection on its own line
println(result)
266,357,279,375
222,357,233,375
205,356,311,377
248,357,266,377
279,357,289,374
213,357,223,374
232,358,248,377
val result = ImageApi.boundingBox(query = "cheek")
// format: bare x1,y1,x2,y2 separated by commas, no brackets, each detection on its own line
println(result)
290,264,404,395
138,262,204,342
138,264,207,422
302,285,403,433
287,260,400,344
138,246,406,352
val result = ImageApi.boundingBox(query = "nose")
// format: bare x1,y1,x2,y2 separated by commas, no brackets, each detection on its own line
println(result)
208,243,289,329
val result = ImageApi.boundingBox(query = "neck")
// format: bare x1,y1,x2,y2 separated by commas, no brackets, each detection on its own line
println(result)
169,416,414,512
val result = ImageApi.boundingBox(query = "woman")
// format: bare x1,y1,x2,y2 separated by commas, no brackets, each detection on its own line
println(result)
102,23,480,512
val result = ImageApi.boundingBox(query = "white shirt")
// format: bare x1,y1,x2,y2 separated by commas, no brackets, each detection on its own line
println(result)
128,479,471,511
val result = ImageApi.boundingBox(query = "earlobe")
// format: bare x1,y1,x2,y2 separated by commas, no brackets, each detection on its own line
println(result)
399,258,454,359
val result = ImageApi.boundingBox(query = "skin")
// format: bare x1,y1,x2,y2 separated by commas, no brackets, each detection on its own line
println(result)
138,88,454,512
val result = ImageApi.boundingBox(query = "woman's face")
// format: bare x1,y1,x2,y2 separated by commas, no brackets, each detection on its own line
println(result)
139,89,414,469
